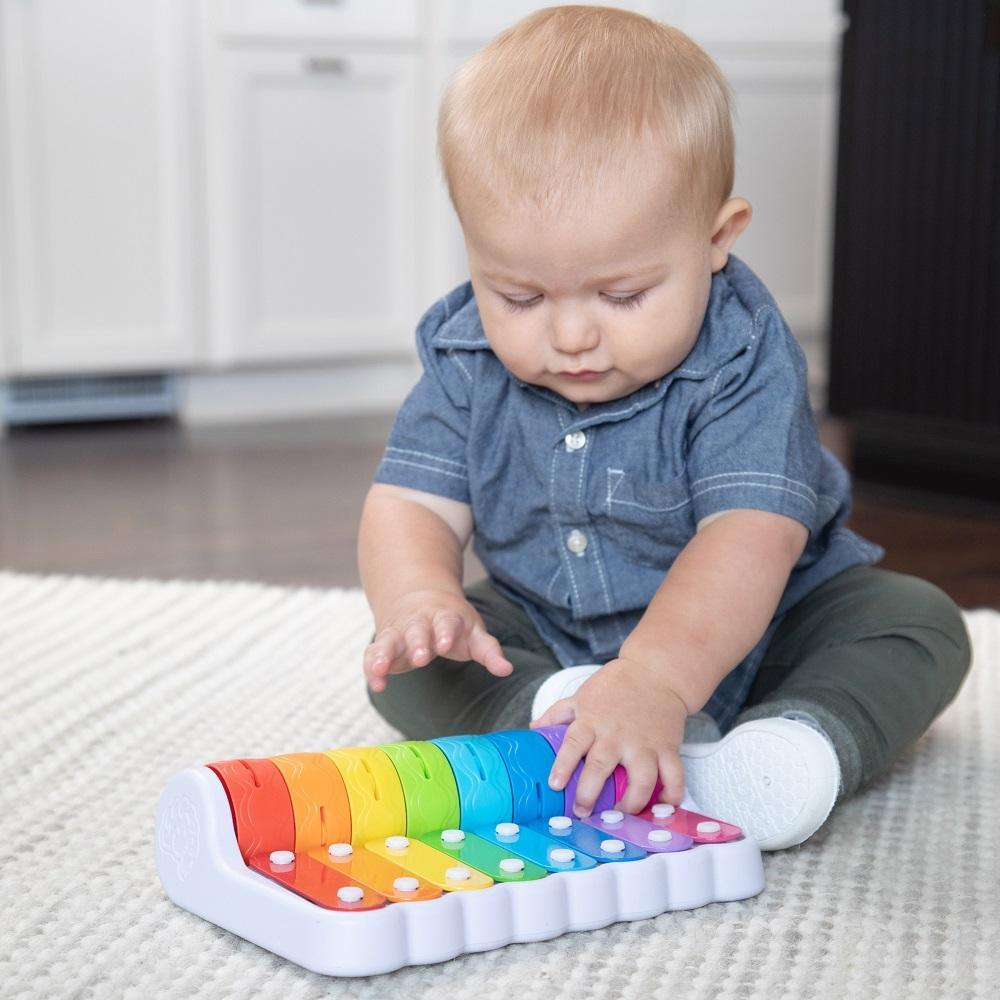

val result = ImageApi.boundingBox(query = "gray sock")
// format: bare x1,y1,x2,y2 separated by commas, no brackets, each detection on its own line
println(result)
493,675,548,730
734,698,864,802
683,711,723,743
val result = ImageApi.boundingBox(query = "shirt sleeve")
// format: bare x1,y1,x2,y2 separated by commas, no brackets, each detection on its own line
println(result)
371,301,472,504
685,305,822,532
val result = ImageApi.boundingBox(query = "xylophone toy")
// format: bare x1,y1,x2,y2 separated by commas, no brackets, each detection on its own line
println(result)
155,725,764,976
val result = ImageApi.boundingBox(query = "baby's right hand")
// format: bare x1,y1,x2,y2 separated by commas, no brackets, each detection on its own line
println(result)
364,589,514,693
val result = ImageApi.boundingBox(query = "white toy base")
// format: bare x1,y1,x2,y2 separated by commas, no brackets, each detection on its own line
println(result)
155,766,766,977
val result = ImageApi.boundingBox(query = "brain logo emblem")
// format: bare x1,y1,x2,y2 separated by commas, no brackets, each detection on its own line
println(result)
158,794,200,882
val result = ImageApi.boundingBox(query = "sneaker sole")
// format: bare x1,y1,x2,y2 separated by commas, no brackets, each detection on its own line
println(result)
530,664,603,721
679,717,840,851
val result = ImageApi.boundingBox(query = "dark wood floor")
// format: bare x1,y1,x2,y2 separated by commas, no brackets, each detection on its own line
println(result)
1,412,997,609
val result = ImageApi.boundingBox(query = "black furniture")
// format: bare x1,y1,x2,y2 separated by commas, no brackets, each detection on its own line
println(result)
827,0,1000,499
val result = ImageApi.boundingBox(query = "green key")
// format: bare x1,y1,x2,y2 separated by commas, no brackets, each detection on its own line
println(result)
378,741,460,836
418,828,549,883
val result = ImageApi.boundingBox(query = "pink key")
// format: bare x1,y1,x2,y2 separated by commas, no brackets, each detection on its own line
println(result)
637,804,743,843
612,765,663,813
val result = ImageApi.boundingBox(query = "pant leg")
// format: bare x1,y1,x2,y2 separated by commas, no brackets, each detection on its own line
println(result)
735,565,972,801
366,578,562,740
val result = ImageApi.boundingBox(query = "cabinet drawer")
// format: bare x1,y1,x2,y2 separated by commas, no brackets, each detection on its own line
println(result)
219,0,421,41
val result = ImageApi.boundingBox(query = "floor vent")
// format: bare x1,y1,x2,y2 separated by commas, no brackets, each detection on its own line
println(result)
0,373,179,425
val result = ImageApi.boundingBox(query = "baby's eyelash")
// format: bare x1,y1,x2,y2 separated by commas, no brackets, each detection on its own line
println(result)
605,290,647,310
500,290,648,313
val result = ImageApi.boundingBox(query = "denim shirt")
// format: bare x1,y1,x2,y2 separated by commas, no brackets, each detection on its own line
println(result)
373,255,884,731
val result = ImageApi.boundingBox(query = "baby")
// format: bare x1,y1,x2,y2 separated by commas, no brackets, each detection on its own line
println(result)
358,6,971,850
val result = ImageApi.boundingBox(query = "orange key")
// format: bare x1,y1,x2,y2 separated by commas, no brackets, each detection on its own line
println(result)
309,842,442,903
270,752,352,851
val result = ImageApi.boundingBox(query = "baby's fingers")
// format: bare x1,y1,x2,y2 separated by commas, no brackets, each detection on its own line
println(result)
402,617,435,669
569,736,619,818
431,610,464,656
364,628,404,691
615,754,659,815
548,721,594,800
656,749,686,807
530,696,576,729
466,624,514,677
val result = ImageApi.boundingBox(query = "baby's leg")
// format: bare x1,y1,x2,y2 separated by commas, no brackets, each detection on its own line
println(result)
734,565,972,803
366,578,561,740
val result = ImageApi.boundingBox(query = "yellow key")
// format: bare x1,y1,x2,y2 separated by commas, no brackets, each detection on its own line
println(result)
325,747,406,846
365,834,493,892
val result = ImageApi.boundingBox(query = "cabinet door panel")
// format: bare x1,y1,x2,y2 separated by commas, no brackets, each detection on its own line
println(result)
0,0,198,373
207,49,419,363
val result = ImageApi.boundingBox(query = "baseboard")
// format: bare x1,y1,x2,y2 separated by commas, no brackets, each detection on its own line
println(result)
178,359,421,425
850,410,1000,502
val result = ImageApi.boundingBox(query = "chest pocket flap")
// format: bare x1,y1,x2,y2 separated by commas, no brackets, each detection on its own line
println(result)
603,467,696,568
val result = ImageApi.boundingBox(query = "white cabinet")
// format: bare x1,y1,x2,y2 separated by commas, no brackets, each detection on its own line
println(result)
203,47,421,365
0,0,199,375
0,0,842,411
217,0,422,41
443,0,662,40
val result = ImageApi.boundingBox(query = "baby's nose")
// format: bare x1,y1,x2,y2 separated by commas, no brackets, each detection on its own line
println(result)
550,314,600,354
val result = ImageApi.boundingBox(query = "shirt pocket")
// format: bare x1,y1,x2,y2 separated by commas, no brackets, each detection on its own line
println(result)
602,467,695,568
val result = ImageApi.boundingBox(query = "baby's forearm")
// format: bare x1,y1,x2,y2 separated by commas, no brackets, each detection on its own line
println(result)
618,509,808,714
357,488,466,627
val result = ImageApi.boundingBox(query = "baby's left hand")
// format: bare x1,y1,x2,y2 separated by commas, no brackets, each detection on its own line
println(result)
529,656,689,816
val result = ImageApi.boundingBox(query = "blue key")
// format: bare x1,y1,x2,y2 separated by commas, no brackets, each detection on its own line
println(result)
528,814,647,862
484,730,564,824
473,820,597,872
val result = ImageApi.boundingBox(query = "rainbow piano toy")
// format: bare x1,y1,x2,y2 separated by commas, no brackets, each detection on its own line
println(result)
155,724,765,976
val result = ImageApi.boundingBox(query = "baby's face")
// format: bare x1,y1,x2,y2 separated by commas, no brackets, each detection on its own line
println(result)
462,168,747,409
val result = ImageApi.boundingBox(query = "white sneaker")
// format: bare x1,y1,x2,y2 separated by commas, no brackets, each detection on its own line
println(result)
530,664,603,721
679,717,841,851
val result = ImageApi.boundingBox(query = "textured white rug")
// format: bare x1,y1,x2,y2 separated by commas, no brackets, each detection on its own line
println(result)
0,572,997,1000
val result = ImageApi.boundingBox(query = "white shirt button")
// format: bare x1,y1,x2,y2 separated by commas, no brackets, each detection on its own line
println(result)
564,430,587,451
566,529,588,554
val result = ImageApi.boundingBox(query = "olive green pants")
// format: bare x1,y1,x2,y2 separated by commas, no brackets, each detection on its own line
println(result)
367,566,972,802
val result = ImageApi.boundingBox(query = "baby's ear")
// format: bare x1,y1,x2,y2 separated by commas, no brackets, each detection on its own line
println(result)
709,197,752,272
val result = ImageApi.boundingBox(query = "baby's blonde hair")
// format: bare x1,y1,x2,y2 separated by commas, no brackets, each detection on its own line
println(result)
437,5,735,228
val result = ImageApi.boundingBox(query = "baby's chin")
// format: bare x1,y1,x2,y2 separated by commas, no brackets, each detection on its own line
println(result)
544,371,651,407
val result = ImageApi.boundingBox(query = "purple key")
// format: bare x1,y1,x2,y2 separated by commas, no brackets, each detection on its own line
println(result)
581,809,695,853
533,724,616,817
